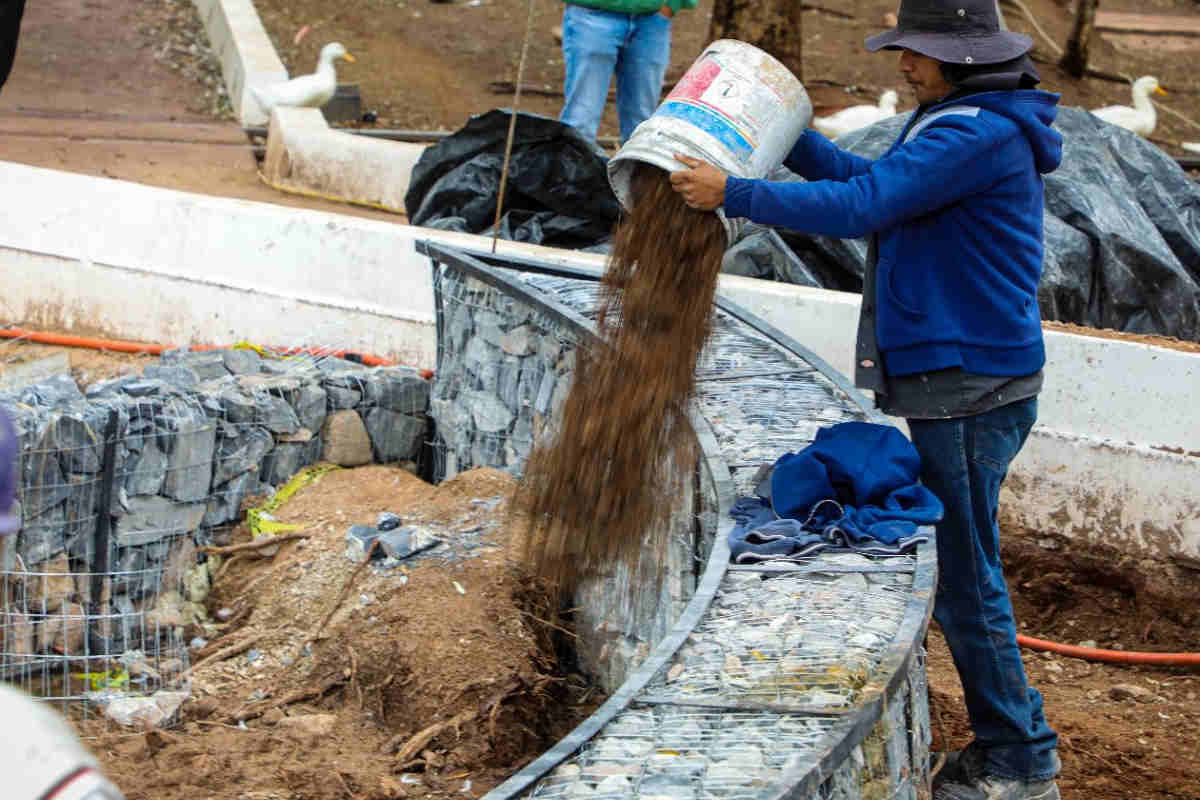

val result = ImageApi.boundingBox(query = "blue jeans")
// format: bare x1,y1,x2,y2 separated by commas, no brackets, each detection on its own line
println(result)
559,4,671,143
907,397,1060,782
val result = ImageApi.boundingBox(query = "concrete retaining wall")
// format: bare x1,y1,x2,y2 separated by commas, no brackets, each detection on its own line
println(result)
1,158,1196,564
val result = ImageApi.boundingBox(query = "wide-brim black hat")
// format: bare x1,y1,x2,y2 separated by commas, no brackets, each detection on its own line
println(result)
865,0,1033,65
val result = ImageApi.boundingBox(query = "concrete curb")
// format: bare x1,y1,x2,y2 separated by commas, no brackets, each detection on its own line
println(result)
261,107,427,213
192,0,288,126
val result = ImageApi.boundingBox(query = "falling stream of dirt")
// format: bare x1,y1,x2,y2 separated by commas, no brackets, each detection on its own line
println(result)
516,164,728,595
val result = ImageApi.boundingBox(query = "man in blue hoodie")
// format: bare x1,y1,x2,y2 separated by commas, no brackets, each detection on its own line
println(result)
669,2,1063,799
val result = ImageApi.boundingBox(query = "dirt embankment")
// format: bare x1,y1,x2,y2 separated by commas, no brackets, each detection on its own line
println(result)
85,466,599,800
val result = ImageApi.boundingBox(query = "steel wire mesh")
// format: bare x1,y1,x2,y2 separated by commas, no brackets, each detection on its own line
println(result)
1,342,432,723
532,705,841,800
643,567,909,712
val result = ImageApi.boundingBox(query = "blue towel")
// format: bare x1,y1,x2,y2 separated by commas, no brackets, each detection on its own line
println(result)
729,422,943,563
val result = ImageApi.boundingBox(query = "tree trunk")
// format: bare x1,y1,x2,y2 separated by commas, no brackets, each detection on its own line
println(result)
1060,0,1100,78
707,0,803,82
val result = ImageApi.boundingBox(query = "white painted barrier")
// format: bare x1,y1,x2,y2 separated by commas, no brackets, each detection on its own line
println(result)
192,0,288,126
1,158,1196,563
260,107,428,214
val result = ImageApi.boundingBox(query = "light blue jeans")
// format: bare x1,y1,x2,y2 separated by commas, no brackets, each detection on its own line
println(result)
559,3,671,143
908,397,1060,782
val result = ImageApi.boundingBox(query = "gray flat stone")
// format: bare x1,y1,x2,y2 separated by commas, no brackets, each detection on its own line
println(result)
222,349,264,375
363,369,430,414
253,393,300,435
204,468,261,528
143,364,200,389
467,391,515,434
212,426,273,486
363,408,424,463
124,436,167,496
116,496,206,547
261,436,321,486
378,526,441,560
345,525,378,561
294,382,328,433
162,420,216,502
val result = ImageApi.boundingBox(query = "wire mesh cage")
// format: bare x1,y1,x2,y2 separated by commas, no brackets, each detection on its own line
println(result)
1,393,196,725
0,342,434,728
430,265,584,482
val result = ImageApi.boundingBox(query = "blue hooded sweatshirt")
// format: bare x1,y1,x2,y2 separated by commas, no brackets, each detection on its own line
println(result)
723,90,1063,378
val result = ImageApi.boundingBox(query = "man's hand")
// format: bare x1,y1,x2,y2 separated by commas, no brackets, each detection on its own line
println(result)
669,154,727,211
658,4,674,17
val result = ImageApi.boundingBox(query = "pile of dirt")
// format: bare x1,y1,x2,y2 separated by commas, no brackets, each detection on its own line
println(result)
517,164,727,592
84,465,600,800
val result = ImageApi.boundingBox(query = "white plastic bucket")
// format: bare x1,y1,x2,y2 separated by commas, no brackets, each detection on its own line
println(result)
607,39,812,211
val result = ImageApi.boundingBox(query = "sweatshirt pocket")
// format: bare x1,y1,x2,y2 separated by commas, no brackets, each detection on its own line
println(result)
880,258,926,319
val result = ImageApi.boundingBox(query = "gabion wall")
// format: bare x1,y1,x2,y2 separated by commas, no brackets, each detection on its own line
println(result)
1,348,430,710
421,243,935,800
430,265,713,691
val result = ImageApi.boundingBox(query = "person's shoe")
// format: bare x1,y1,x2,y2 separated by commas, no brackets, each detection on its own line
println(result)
932,742,985,789
934,774,1060,800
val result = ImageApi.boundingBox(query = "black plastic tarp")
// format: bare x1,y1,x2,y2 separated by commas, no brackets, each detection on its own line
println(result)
758,107,1200,341
407,106,1200,340
404,109,620,249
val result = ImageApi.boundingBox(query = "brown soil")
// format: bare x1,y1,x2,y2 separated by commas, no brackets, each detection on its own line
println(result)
930,530,1200,800
517,166,725,591
84,465,600,800
0,340,160,387
4,340,1199,798
249,0,1200,160
0,0,403,223
4,0,1200,792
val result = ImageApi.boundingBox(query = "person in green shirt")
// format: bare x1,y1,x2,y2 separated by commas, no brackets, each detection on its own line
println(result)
558,0,697,143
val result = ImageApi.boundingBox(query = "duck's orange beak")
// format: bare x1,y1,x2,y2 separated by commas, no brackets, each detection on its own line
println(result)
1155,87,1167,96
343,52,357,63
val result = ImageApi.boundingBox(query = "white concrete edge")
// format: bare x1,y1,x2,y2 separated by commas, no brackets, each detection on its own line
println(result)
1,158,1196,560
192,0,288,127
262,107,428,213
1004,426,1200,561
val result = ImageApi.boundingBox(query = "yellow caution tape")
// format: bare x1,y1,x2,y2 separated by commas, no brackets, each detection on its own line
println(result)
73,668,130,690
247,464,340,539
231,341,269,357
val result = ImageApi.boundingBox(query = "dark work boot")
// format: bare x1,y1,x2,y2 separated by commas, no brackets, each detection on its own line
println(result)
934,774,1060,800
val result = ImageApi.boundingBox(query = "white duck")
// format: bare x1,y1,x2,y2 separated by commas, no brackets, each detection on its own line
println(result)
1089,76,1167,137
812,90,900,139
250,42,356,114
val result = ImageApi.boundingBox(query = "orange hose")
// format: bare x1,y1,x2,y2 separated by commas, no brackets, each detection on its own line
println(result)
0,327,166,355
1017,634,1200,666
0,327,435,379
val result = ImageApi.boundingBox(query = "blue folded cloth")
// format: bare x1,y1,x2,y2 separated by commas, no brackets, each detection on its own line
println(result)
729,422,943,563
